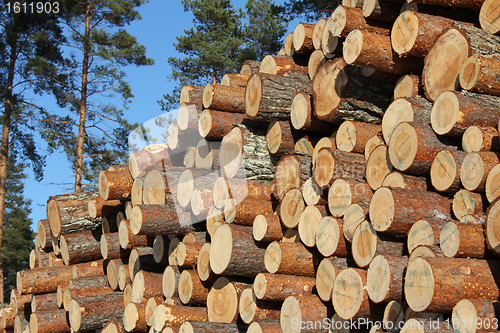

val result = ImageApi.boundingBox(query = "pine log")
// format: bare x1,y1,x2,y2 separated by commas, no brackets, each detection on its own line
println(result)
307,49,326,79
219,124,276,180
367,255,407,303
266,120,295,156
405,257,500,312
102,318,126,333
430,149,467,193
10,288,31,313
290,93,331,133
407,217,449,252
451,299,500,333
198,109,245,140
123,302,147,333
177,242,203,268
178,103,199,132
293,23,316,56
382,171,429,192
247,321,282,333
431,90,500,136
315,216,350,257
223,197,274,225
206,207,224,236
274,153,311,200
178,269,209,305
207,277,249,323
253,214,284,242
72,259,106,278
101,213,120,234
202,84,245,113
142,168,185,205
294,136,316,155
245,73,311,121
260,55,309,77
316,257,351,302
394,74,421,99
210,223,266,277
312,136,337,166
302,177,327,206
264,241,320,277
330,6,390,38
253,273,315,302
106,258,125,291
128,144,173,179
131,175,144,206
239,289,280,324
68,292,124,331
279,189,305,228
332,268,372,320
440,221,487,258
313,59,392,124
280,295,329,331
460,55,500,96
221,73,249,88
352,221,405,267
382,96,432,143
29,309,70,333
391,11,457,58
336,121,382,154
176,168,218,211
370,187,451,235
197,243,215,282
60,229,102,265
365,144,392,190
130,203,191,236
364,133,385,161
119,219,153,250
328,178,372,217
69,274,109,290
486,197,500,256
31,292,58,312
180,85,204,106
163,265,180,298
37,219,55,250
343,202,370,242
99,169,133,201
167,124,203,154
297,205,328,247
240,60,261,76
46,192,101,238
421,29,470,101
453,189,484,220
460,151,500,192
63,287,115,311
388,122,458,175
344,29,423,75
101,232,129,260
132,270,163,303
462,126,500,153
313,147,366,189
179,321,245,333
128,247,157,281
213,176,275,210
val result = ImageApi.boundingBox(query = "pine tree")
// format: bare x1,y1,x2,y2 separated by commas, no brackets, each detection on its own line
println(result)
159,0,245,111
2,155,34,301
241,0,289,61
281,0,339,21
34,0,154,191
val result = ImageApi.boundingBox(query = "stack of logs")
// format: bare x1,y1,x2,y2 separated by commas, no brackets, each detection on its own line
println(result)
5,0,500,332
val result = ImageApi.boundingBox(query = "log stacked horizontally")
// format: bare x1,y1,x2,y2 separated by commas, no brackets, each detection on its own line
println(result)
8,3,500,333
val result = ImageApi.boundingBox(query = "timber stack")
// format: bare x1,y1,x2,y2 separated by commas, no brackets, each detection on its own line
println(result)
5,0,500,332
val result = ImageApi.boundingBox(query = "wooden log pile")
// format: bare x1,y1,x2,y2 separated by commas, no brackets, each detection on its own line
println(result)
6,2,500,332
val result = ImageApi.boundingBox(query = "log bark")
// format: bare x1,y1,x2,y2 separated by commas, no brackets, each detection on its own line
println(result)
260,55,309,77
460,55,500,96
99,169,133,201
46,192,101,238
344,29,423,75
68,292,124,332
210,223,266,277
101,232,129,260
405,257,500,313
63,287,115,311
460,151,500,192
382,96,432,143
370,187,452,235
430,149,467,193
16,262,74,295
180,85,204,105
382,171,429,192
202,84,246,113
60,229,102,265
245,73,311,121
313,147,366,189
264,241,321,277
431,90,500,136
198,109,246,140
224,197,274,225
29,309,70,333
240,60,261,76
130,203,191,236
72,259,106,278
31,292,58,312
219,124,277,181
253,273,316,302
351,221,405,267
388,122,458,175
367,255,408,303
221,73,249,88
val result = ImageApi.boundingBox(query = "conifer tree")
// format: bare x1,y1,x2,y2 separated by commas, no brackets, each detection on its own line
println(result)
281,0,338,21
34,0,154,191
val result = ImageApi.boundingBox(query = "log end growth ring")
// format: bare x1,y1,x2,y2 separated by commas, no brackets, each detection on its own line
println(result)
388,122,418,172
404,257,434,312
245,74,263,117
391,11,418,56
343,29,363,65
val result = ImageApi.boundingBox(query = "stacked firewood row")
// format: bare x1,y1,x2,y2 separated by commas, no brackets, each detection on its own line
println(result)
4,0,500,332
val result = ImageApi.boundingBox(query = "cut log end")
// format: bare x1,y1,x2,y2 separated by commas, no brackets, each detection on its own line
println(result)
332,268,365,320
352,221,378,267
343,30,364,64
209,223,232,275
98,171,110,201
404,257,434,312
391,11,419,56
388,122,418,172
68,299,82,332
480,0,500,34
430,90,460,135
460,152,485,191
264,241,281,274
459,55,481,91
367,255,392,303
245,74,262,117
202,84,214,109
430,150,459,192
290,93,309,130
369,187,395,232
486,199,500,255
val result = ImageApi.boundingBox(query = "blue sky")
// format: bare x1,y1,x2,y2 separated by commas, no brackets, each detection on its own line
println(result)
23,0,303,229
